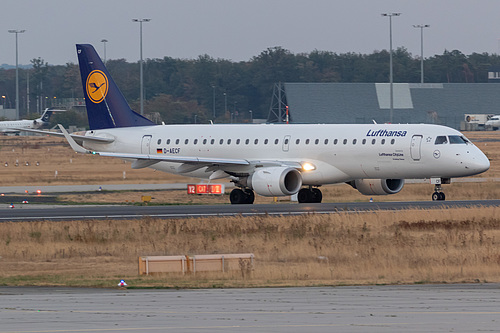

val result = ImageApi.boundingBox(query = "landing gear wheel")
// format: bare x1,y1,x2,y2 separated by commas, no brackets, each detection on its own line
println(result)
230,188,255,204
244,190,255,204
297,188,312,203
311,188,323,203
298,188,322,203
432,191,446,201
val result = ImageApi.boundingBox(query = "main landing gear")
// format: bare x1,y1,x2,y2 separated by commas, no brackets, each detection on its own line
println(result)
297,187,323,203
229,188,255,204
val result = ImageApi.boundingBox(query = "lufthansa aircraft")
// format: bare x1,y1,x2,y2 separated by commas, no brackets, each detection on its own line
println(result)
31,44,492,204
1,108,61,134
485,115,500,130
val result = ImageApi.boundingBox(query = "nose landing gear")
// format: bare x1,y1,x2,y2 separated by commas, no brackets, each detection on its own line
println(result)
431,178,449,201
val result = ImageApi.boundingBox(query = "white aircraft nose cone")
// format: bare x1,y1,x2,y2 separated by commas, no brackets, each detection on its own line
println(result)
470,150,490,174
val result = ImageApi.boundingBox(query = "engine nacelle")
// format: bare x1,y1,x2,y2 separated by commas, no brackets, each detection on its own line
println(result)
350,179,404,195
248,167,302,197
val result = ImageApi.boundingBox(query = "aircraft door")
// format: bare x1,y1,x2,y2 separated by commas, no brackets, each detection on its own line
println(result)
410,135,423,161
282,135,291,152
141,135,152,155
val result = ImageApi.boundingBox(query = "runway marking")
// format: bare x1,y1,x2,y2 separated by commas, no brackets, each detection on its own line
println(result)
0,323,406,333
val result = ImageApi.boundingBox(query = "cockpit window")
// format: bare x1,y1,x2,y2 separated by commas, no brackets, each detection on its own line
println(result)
449,135,469,144
435,136,448,144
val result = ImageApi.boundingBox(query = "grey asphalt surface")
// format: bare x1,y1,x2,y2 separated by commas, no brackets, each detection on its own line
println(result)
0,284,499,332
0,200,500,221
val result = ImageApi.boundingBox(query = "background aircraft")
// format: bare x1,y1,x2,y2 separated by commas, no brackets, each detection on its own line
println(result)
0,108,64,134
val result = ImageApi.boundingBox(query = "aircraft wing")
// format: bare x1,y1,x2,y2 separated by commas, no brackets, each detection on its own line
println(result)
98,151,250,166
10,127,114,143
57,124,301,176
94,151,302,178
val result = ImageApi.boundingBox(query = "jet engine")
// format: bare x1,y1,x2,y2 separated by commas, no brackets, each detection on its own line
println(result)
349,179,404,195
248,167,302,197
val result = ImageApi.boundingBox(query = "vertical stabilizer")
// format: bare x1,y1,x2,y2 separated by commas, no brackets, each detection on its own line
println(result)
76,44,155,130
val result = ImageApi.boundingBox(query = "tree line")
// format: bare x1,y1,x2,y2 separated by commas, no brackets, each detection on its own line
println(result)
1,47,500,126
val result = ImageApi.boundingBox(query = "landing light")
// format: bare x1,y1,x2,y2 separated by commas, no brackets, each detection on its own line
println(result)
301,162,316,171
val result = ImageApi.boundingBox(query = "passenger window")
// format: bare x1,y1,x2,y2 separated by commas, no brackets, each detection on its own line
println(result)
334,139,338,145
274,139,279,144
343,139,347,145
203,139,207,145
284,138,289,144
372,139,376,145
185,139,189,144
381,139,385,145
194,139,198,145
175,139,180,144
391,139,395,145
315,139,319,145
167,139,171,145
296,139,300,144
305,139,310,145
245,139,250,145
227,139,231,145
264,139,268,145
219,139,224,145
353,139,357,145
211,139,215,145
362,139,366,145
324,139,329,145
236,139,240,145
435,136,448,144
157,139,161,145
254,139,259,145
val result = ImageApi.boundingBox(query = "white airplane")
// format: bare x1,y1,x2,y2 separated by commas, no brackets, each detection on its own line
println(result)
24,44,491,204
485,115,500,130
0,108,62,134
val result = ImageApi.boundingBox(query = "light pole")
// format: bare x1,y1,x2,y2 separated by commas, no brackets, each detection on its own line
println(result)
101,39,108,64
8,29,25,120
212,85,216,119
381,13,400,123
223,92,227,117
413,24,430,84
249,110,253,123
132,18,151,115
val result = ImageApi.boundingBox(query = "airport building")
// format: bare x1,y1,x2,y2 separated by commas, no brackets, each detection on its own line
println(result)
268,82,500,129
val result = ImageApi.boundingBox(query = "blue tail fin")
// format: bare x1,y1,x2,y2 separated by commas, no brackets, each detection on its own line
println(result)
76,44,155,130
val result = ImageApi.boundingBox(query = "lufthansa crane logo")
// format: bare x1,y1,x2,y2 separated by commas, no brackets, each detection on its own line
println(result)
86,70,108,103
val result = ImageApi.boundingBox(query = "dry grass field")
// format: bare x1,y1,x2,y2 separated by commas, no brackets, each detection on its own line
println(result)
0,207,499,288
0,131,500,288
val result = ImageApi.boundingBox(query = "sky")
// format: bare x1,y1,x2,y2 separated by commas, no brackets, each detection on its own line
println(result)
1,0,500,66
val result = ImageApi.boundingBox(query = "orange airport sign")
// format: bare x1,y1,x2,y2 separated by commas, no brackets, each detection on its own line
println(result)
187,184,224,195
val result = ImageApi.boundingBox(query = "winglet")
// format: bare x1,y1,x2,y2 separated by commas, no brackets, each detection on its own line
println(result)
57,124,93,154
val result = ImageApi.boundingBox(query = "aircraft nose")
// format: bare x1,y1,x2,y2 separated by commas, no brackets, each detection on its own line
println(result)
470,149,490,174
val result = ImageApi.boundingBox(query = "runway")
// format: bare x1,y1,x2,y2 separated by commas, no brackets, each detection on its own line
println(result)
0,284,499,332
0,199,500,221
